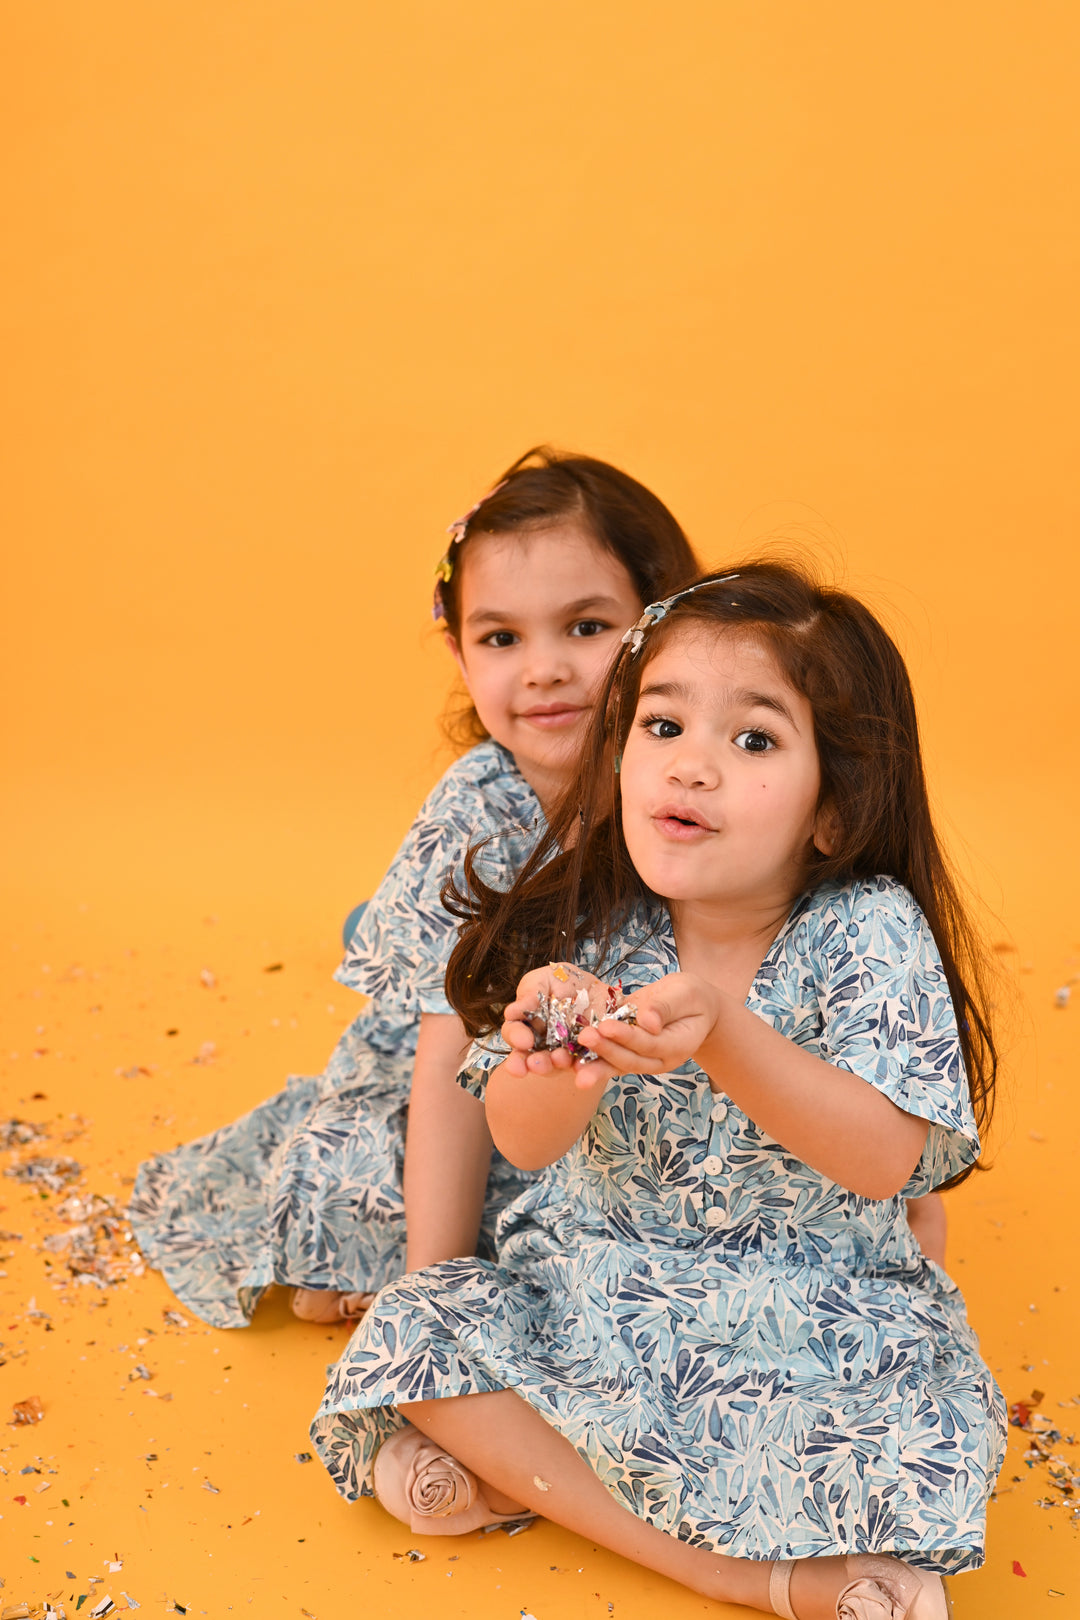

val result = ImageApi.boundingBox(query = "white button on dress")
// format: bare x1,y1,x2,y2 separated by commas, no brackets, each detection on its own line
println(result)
704,1207,725,1228
703,1155,723,1175
710,1100,728,1125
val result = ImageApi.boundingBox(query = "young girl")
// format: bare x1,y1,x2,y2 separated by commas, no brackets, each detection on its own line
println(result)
311,564,1006,1618
128,448,700,1327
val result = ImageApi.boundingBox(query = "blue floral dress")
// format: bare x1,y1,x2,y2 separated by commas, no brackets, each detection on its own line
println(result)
310,876,1006,1574
129,742,542,1329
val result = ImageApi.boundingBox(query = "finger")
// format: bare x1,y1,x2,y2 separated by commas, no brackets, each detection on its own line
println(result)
503,996,540,1025
579,1020,659,1058
578,1029,664,1071
631,1005,664,1036
502,1020,537,1052
572,1058,616,1092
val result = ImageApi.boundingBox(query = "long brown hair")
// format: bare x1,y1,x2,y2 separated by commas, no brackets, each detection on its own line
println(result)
437,446,700,747
445,559,997,1182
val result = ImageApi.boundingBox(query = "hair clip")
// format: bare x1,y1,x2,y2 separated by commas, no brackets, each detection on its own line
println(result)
620,574,741,656
432,479,510,622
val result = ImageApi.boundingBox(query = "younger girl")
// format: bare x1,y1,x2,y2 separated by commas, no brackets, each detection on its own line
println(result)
311,564,1006,1618
129,449,700,1327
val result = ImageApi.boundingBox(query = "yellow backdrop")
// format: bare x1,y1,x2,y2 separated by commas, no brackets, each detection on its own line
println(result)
2,4,1078,1615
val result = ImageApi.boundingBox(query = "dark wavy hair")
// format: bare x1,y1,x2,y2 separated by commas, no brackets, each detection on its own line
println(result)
445,559,997,1186
436,446,700,747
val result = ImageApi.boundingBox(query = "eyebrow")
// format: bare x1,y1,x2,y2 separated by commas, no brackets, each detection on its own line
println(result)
465,594,627,629
639,679,798,727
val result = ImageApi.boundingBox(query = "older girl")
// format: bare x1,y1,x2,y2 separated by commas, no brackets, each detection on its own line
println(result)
129,449,699,1326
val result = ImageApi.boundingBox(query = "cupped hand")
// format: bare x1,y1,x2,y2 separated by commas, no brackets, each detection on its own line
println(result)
569,972,722,1089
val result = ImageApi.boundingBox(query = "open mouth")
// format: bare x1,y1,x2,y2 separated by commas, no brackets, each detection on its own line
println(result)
653,804,716,837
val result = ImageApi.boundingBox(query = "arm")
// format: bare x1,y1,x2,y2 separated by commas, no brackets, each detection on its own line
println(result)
575,974,927,1199
403,1012,495,1270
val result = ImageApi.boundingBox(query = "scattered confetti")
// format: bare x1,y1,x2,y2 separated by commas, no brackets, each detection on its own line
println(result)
4,1157,82,1192
532,1476,551,1492
1013,1560,1027,1576
0,1119,49,1149
42,1193,146,1290
202,1480,220,1494
294,1452,313,1464
127,1364,152,1382
1053,986,1070,1008
1009,1387,1080,1528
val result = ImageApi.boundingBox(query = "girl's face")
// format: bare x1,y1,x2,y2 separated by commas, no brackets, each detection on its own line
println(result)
447,523,642,810
619,624,834,921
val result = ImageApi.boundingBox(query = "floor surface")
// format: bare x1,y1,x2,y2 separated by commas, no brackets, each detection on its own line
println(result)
1,886,1077,1617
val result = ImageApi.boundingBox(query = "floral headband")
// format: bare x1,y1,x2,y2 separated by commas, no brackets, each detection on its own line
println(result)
620,573,741,655
432,480,509,623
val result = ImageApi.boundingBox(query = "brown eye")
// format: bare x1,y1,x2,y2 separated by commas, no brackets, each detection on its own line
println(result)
734,728,775,754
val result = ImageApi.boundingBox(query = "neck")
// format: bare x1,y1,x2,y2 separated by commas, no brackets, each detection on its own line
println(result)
669,885,804,1000
513,756,568,821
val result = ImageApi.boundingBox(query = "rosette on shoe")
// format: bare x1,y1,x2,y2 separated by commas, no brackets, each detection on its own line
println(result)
372,1423,535,1536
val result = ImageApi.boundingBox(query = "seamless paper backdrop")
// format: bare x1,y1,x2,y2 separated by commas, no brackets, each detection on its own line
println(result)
2,0,1078,936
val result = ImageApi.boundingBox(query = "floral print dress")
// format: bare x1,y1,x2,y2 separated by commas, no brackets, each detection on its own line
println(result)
129,741,542,1328
310,876,1006,1574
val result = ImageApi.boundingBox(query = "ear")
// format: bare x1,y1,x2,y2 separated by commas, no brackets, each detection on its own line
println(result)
444,631,470,690
812,797,840,857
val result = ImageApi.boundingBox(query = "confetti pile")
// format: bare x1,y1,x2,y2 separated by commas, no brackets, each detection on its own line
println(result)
1,1117,144,1296
526,977,637,1063
42,1193,146,1291
1009,1387,1080,1527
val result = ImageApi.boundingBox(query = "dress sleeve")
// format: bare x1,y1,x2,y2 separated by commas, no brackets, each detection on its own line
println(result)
816,879,981,1195
456,1033,510,1100
335,749,538,1018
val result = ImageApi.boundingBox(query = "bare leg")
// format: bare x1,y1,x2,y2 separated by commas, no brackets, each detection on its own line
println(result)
403,1390,856,1619
906,1193,947,1268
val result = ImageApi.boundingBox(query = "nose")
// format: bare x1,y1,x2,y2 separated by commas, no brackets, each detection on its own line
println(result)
665,736,719,792
521,636,572,688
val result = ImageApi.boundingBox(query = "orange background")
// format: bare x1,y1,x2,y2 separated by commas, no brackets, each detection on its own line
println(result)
2,3,1078,1615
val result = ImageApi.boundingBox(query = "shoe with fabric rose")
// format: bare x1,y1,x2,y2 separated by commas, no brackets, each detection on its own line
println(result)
372,1422,534,1535
769,1554,952,1618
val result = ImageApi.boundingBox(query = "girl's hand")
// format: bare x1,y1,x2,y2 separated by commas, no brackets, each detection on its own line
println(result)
500,963,607,1078
571,972,723,1089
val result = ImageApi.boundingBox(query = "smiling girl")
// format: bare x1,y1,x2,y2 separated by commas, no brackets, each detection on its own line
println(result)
312,563,1005,1619
129,449,699,1328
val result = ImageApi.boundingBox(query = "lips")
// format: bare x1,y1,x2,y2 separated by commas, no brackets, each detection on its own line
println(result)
652,803,717,839
517,704,585,729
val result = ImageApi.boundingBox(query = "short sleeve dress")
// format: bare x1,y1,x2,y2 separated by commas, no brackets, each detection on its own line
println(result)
129,741,542,1329
310,876,1006,1575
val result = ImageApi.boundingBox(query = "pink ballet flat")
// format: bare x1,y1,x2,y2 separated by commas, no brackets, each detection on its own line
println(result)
291,1288,376,1323
769,1555,952,1619
372,1423,534,1536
